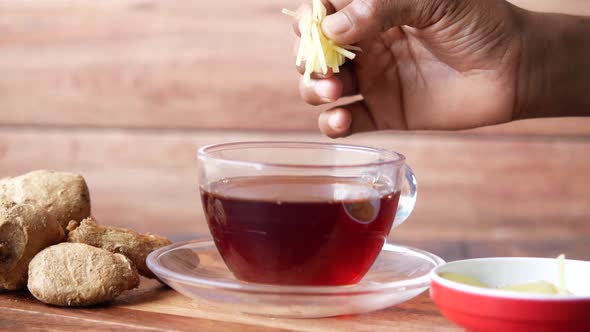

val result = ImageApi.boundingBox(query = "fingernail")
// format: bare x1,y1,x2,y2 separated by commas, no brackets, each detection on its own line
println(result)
313,80,335,102
323,12,352,35
328,113,343,130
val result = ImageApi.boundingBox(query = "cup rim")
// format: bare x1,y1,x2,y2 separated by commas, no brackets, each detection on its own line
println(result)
197,141,406,169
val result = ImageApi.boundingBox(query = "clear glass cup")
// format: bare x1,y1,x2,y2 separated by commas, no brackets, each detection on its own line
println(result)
197,141,417,286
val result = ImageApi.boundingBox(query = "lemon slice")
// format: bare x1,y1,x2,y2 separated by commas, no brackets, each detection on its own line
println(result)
499,280,559,294
440,272,487,288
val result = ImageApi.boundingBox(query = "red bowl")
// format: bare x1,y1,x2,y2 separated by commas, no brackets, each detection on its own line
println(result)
430,257,590,332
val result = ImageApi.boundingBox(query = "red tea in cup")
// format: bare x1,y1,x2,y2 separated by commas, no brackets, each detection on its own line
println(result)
201,175,400,286
198,142,417,287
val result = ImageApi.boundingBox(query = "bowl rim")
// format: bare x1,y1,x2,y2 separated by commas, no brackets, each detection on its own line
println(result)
147,238,445,295
430,257,590,301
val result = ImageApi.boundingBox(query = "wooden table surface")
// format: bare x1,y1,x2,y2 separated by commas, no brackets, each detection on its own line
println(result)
0,277,451,332
1,0,590,331
1,233,588,332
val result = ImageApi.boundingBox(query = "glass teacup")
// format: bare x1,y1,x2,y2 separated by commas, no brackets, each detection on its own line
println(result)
198,142,417,286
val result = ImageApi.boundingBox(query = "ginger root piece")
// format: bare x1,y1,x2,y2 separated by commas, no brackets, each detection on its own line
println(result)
68,217,171,278
0,170,91,290
0,170,91,230
28,243,139,306
0,203,65,290
282,0,361,85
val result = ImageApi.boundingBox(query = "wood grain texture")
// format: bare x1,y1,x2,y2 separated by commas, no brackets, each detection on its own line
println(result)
0,0,309,129
0,282,289,332
0,280,458,332
1,0,588,329
0,127,589,247
119,291,457,332
0,0,589,135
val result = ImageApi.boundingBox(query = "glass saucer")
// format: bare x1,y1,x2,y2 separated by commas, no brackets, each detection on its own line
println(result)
146,239,445,318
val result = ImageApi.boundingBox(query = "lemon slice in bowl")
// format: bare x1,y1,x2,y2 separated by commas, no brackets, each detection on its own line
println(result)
440,272,487,288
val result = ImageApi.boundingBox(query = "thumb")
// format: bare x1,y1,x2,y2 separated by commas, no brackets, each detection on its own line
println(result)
322,0,443,44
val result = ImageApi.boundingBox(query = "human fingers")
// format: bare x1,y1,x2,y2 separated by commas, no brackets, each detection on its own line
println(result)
299,66,358,105
318,101,377,138
322,0,445,44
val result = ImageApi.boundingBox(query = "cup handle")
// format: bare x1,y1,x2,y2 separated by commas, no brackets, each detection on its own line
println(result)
393,164,417,228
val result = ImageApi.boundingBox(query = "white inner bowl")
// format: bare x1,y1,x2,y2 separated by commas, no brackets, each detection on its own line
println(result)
431,257,590,300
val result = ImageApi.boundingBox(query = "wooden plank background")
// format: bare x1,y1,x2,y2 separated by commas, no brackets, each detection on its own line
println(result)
1,127,589,260
0,0,589,134
0,0,589,261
